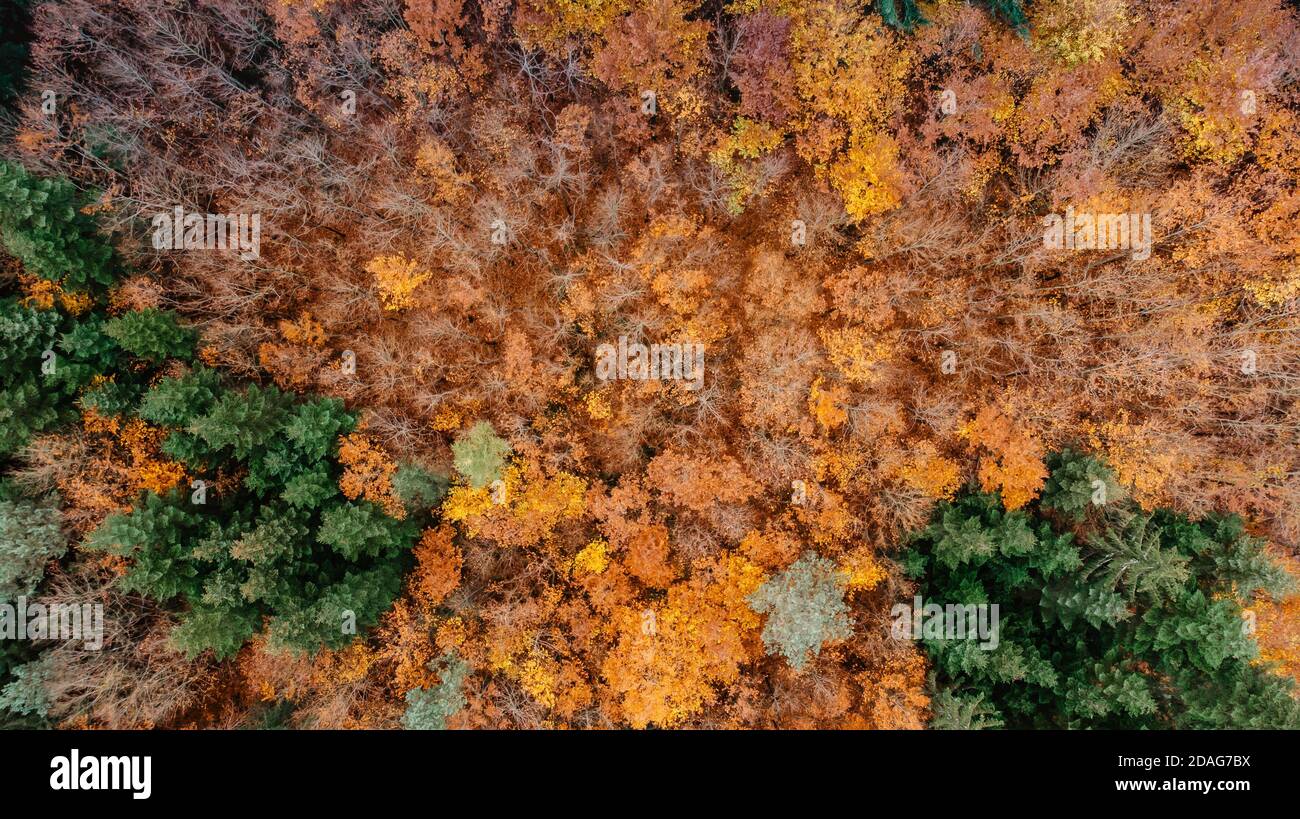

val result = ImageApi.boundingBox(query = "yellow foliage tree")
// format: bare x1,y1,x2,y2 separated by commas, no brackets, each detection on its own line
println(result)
366,253,431,312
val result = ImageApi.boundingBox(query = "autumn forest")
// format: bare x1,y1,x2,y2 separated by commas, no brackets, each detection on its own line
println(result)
0,0,1299,732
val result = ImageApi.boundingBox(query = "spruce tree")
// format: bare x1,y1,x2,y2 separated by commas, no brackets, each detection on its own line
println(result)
0,161,115,289
905,449,1300,729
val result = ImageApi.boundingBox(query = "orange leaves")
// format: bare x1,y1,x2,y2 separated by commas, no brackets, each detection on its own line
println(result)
258,311,329,390
366,253,431,312
236,635,390,729
963,406,1047,511
402,0,468,50
808,375,849,431
1084,416,1184,509
19,273,92,314
115,416,186,497
349,524,460,716
601,554,764,728
591,0,710,105
624,521,675,588
411,525,462,608
337,429,405,518
554,103,593,153
414,137,471,204
857,649,930,730
277,311,327,348
739,526,801,571
798,487,856,547
644,448,759,515
1253,555,1300,682
39,0,1300,735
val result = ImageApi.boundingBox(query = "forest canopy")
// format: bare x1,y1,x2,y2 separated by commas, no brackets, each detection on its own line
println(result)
0,0,1298,730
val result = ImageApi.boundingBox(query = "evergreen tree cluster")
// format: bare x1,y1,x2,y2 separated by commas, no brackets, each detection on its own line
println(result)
86,379,430,658
0,164,437,682
905,449,1300,729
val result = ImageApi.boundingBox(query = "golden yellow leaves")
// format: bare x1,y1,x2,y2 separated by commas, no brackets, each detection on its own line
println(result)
19,274,92,315
1032,0,1132,67
827,132,904,221
1243,268,1300,310
962,406,1047,511
571,539,610,575
515,0,631,54
839,548,886,592
709,117,785,214
819,325,894,385
435,615,467,654
582,390,613,420
515,649,559,710
896,441,962,501
808,376,849,431
441,484,497,535
442,460,587,548
366,253,431,312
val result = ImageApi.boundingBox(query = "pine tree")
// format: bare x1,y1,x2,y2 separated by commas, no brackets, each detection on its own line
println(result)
929,687,1004,730
103,308,196,363
317,501,418,562
747,552,852,670
1084,513,1190,602
186,383,294,460
451,421,510,489
905,452,1300,729
0,161,115,289
877,0,1028,37
0,297,62,457
87,491,207,601
402,654,470,730
1041,449,1124,522
0,496,65,603
137,365,223,427
391,462,449,515
877,0,927,32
